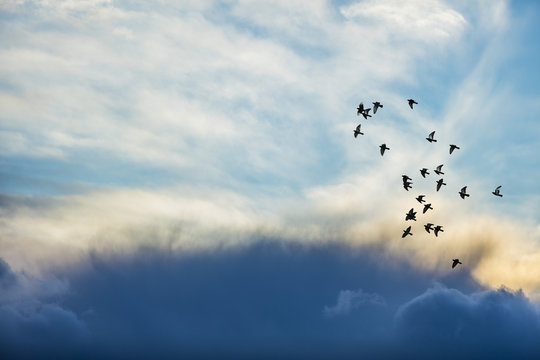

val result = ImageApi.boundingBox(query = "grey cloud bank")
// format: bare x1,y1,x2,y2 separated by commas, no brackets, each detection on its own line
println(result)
1,241,539,359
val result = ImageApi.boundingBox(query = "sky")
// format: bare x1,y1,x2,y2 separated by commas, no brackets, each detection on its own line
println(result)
1,0,540,358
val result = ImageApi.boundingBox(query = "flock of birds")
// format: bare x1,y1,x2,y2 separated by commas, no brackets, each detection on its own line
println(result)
354,99,504,269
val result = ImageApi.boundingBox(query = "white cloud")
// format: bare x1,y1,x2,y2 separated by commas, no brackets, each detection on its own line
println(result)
2,0,539,302
340,0,467,44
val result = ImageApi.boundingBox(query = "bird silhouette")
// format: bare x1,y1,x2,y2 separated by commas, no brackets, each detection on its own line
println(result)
380,144,390,156
424,223,434,233
426,131,437,143
356,103,364,116
436,178,446,191
353,124,364,138
372,101,383,114
416,195,426,204
493,185,503,197
459,186,470,199
408,99,418,109
402,175,412,182
405,208,417,221
434,164,444,175
402,226,413,238
434,225,444,237
452,259,462,268
420,168,430,178
403,181,412,191
361,108,372,119
449,144,460,154
423,203,433,214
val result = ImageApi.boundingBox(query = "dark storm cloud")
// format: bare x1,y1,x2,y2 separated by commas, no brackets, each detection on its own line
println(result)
0,258,17,289
1,243,539,359
0,258,89,360
394,284,540,359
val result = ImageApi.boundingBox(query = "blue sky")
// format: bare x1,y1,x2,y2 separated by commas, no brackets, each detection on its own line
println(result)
1,0,540,358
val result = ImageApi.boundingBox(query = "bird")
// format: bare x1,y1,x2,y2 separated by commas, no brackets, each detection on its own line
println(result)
452,259,462,269
493,185,503,197
356,103,364,116
426,131,437,143
436,178,446,191
449,144,460,154
422,203,433,214
459,186,470,199
402,226,413,238
380,144,390,156
434,225,444,237
416,195,426,204
420,168,430,178
372,101,383,114
434,164,444,175
353,124,364,138
361,108,372,120
424,223,434,233
403,181,412,191
408,99,418,109
402,175,412,182
405,208,417,221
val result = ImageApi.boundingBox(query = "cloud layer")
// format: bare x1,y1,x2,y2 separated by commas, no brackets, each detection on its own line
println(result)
1,0,540,358
1,243,540,359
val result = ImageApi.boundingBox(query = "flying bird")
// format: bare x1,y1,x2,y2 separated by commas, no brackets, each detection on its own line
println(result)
353,124,364,138
380,143,390,156
426,131,437,143
434,225,444,237
405,208,417,221
434,164,444,175
493,185,503,197
416,195,426,204
424,223,434,233
403,181,412,191
420,168,430,178
372,101,383,114
459,186,470,199
436,178,446,192
408,99,418,109
422,203,433,214
402,175,412,182
361,108,372,120
452,259,462,269
402,226,413,238
449,144,460,154
356,103,364,116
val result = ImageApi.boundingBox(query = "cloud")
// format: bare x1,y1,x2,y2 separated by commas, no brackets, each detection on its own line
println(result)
395,284,540,358
324,288,386,317
340,0,467,44
0,257,89,359
2,244,540,358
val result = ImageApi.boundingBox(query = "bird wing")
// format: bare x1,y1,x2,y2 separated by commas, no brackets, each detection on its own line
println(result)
356,124,361,131
496,185,501,190
429,131,435,139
